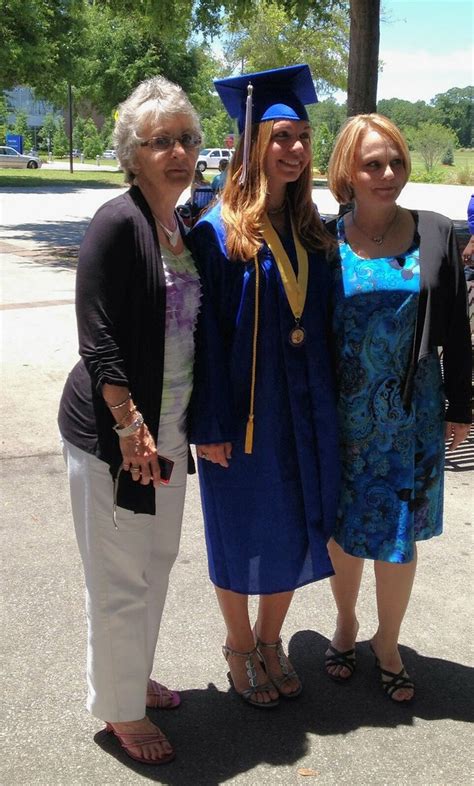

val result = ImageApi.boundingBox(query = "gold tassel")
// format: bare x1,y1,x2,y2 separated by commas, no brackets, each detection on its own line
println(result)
244,255,259,455
244,414,254,454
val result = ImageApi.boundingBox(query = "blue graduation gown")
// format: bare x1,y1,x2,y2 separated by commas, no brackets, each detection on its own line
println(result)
189,204,340,594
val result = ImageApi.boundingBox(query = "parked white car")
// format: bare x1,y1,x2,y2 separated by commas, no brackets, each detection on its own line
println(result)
196,148,233,172
102,149,116,159
0,146,42,169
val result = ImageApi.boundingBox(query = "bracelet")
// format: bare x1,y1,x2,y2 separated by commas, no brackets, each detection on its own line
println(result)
113,412,144,437
116,405,137,427
108,393,131,410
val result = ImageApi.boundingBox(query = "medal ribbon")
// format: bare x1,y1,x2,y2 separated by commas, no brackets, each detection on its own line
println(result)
262,213,308,321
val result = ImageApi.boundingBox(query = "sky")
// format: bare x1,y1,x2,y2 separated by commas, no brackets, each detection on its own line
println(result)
330,0,473,104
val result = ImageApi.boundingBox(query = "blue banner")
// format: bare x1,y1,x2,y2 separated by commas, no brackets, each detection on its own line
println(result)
6,134,23,153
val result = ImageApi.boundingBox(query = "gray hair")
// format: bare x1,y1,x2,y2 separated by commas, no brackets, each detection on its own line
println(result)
113,75,201,184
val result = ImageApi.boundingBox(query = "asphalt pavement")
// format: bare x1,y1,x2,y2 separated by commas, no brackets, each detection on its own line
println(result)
1,182,473,786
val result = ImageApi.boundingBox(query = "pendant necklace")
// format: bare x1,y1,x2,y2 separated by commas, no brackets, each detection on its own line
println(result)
352,206,399,245
154,214,180,247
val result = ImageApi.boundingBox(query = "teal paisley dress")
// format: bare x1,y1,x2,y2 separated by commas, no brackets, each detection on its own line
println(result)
332,218,445,563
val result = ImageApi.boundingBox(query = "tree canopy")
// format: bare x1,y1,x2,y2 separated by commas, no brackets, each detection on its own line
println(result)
378,91,474,148
222,0,348,93
1,0,471,150
0,0,382,117
0,0,350,134
0,0,86,103
431,87,473,147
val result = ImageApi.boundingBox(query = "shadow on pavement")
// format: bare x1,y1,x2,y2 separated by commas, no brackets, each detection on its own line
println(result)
94,678,308,785
0,180,123,192
93,630,474,784
1,218,89,269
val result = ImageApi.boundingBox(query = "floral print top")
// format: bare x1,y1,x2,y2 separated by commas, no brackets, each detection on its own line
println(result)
332,218,445,562
158,245,201,452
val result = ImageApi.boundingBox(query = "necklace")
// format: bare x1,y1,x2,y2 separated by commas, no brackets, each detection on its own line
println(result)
154,214,180,247
267,199,287,216
352,207,399,245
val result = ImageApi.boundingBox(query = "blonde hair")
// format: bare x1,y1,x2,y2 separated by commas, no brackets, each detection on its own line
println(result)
221,120,334,261
327,113,411,205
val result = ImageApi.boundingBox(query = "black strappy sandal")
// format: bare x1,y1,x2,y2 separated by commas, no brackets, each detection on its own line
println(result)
370,643,415,702
325,645,356,682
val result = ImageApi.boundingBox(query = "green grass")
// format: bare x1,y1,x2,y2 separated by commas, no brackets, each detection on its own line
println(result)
314,149,474,185
408,148,474,184
0,167,126,188
3,149,473,188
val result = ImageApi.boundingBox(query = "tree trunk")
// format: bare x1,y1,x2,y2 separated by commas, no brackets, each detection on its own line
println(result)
347,0,380,116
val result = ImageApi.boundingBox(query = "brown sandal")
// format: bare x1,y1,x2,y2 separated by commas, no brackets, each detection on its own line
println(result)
255,637,302,698
222,644,279,708
105,722,175,765
146,679,181,709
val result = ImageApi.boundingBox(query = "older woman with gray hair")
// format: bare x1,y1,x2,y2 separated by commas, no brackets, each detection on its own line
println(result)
58,76,202,764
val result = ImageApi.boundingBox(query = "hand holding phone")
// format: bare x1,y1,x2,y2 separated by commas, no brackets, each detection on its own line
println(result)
158,455,174,484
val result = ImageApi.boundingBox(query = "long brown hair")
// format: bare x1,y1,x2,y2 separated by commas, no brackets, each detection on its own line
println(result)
221,120,335,261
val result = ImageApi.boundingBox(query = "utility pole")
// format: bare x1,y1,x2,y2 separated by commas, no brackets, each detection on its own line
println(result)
68,83,73,173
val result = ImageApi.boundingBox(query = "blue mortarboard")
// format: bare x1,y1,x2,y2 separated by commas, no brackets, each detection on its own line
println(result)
214,64,318,134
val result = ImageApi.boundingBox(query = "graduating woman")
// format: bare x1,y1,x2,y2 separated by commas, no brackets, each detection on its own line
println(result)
189,65,340,707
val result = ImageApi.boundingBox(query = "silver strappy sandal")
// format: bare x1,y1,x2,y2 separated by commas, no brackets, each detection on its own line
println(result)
255,637,303,698
222,644,280,708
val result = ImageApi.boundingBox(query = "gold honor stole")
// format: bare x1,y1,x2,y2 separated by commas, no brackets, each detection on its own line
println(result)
261,213,308,347
244,214,309,455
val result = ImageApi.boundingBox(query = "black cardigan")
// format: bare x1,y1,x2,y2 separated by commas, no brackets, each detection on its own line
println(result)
58,185,195,515
327,209,472,423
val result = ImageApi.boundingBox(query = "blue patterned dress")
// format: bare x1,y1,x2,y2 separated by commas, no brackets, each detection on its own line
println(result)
332,218,446,563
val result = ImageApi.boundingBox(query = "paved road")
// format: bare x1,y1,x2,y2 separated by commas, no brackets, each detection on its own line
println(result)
1,186,473,786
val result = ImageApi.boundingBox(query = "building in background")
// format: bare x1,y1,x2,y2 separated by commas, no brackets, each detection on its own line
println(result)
4,87,60,149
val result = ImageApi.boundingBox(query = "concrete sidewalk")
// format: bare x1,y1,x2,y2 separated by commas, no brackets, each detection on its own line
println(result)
1,186,473,786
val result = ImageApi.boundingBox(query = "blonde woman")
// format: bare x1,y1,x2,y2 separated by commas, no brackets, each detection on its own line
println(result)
189,66,340,708
324,114,471,701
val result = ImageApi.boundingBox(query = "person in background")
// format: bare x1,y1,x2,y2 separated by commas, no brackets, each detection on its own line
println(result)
188,167,214,223
461,193,474,281
189,65,340,708
190,167,212,199
58,76,202,764
324,114,471,702
211,158,229,193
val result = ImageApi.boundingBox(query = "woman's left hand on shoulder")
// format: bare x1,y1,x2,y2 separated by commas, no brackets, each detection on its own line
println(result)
445,422,471,451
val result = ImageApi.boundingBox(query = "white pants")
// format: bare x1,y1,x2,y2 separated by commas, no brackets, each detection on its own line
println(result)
62,438,187,722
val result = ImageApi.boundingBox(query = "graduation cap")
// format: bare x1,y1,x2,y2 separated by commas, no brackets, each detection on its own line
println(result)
215,64,317,131
214,65,317,184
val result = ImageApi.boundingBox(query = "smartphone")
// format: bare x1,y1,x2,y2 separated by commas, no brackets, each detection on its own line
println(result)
158,455,174,484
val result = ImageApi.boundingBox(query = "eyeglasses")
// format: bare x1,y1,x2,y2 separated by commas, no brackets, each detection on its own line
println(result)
140,133,202,151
